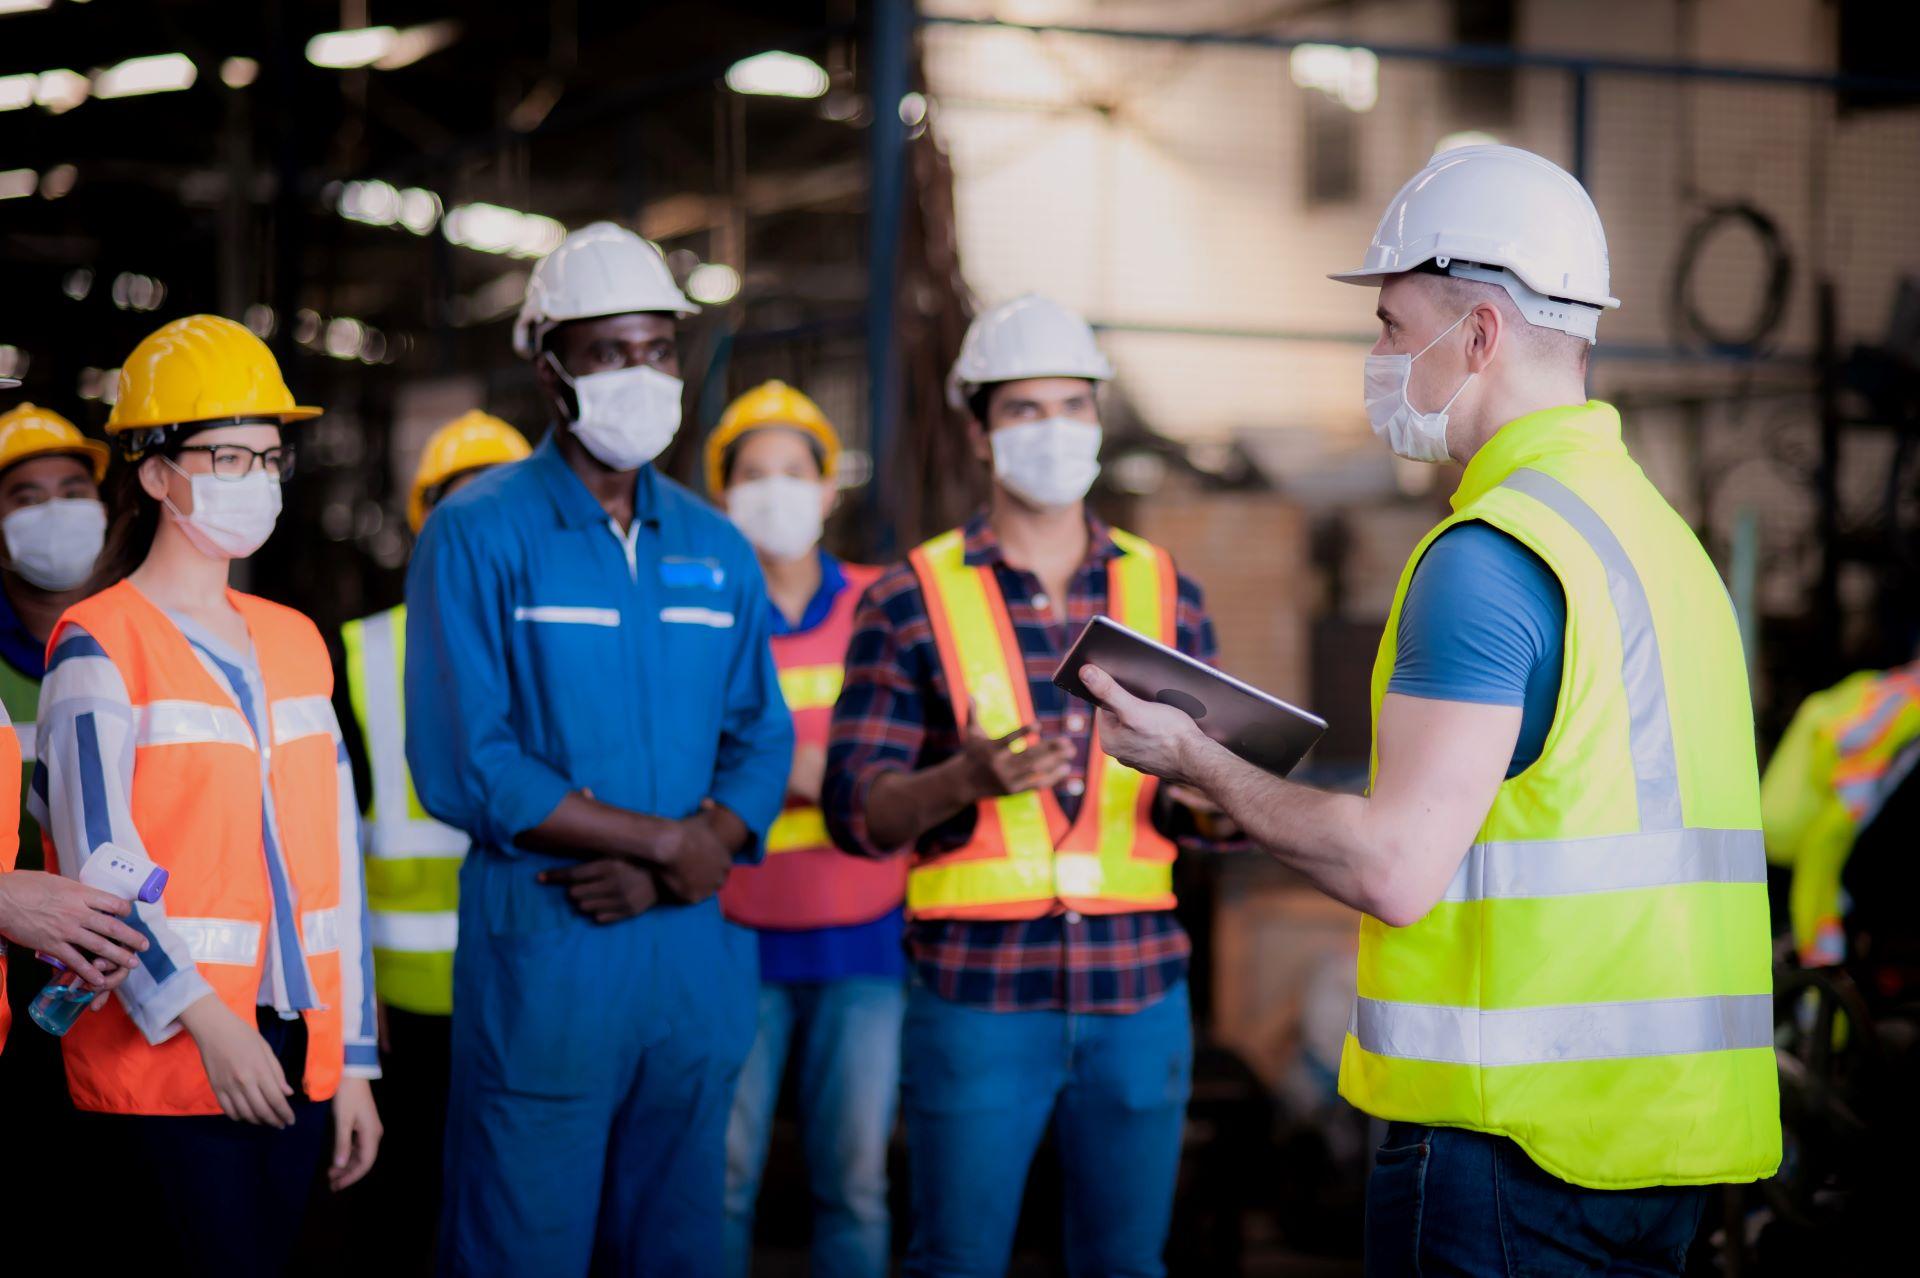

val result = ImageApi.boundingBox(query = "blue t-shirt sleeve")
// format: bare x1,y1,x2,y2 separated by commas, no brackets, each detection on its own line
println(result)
1389,521,1565,713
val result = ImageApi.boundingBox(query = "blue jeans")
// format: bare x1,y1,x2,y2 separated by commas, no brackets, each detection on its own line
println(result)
725,977,906,1278
1365,1123,1708,1277
901,980,1192,1278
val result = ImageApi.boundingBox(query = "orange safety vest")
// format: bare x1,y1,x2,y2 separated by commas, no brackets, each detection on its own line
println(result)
0,710,19,1054
905,525,1179,920
47,581,347,1115
724,564,905,931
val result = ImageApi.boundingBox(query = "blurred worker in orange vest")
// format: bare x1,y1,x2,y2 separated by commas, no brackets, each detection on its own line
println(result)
822,296,1227,1277
33,316,381,1275
708,382,905,1278
0,400,139,1180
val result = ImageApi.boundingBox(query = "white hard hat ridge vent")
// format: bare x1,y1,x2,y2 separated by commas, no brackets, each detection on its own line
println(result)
513,220,699,359
946,294,1115,411
1329,145,1620,344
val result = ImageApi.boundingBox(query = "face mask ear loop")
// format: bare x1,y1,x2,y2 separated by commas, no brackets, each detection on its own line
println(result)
543,351,583,421
157,454,193,527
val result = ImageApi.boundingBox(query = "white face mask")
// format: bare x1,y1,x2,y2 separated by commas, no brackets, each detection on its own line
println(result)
548,355,683,471
990,418,1102,509
727,474,826,563
162,459,283,560
2,498,106,591
1364,310,1477,463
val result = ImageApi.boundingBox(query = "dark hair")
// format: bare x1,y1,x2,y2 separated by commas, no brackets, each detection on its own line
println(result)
719,429,826,488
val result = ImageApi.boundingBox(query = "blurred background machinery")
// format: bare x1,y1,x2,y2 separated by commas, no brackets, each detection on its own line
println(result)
4,1,1919,1272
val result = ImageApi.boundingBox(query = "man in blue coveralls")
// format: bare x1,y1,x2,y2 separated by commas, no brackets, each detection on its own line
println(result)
404,221,792,1276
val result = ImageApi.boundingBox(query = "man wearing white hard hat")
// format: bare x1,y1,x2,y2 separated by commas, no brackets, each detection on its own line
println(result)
404,222,792,1275
1076,146,1780,1273
822,295,1229,1276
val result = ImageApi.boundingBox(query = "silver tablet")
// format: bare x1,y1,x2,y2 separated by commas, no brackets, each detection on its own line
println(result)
1054,616,1327,777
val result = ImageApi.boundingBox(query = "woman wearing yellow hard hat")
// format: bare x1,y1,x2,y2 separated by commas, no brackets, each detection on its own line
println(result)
33,315,381,1274
707,380,907,1278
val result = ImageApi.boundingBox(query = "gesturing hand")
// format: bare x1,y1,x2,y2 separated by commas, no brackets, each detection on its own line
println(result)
539,858,661,923
0,869,149,987
958,707,1075,801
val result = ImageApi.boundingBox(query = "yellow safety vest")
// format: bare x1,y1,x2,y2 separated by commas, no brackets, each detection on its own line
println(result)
904,525,1178,920
1339,401,1781,1190
1761,664,1920,964
342,603,466,1015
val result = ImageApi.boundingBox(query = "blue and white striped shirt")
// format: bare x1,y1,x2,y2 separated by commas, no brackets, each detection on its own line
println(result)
30,604,379,1077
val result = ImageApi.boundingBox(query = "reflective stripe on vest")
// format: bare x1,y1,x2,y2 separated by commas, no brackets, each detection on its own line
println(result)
767,661,841,856
48,582,351,1115
903,526,1178,920
344,604,465,1015
1342,403,1778,1191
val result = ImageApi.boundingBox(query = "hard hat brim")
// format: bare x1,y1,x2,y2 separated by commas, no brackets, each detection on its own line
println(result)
0,437,111,484
0,377,18,390
1327,266,1397,288
105,405,324,435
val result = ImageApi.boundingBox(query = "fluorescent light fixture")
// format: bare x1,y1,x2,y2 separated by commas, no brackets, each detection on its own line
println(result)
375,21,459,71
686,262,741,305
220,57,259,89
0,169,38,200
0,73,33,111
443,202,565,259
1290,43,1377,113
725,50,828,99
339,178,404,226
398,187,441,234
1436,129,1500,154
0,1,54,16
94,53,198,99
307,26,396,70
39,163,76,198
35,69,88,112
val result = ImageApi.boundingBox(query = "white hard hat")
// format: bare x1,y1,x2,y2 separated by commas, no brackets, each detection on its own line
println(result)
1329,145,1620,343
946,294,1114,411
513,221,698,359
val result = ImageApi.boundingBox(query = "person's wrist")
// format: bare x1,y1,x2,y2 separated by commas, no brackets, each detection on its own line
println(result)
1173,725,1214,788
177,992,226,1039
943,751,988,808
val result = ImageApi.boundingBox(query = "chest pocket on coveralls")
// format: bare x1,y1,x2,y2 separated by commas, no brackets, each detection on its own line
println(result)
655,558,736,736
512,604,627,752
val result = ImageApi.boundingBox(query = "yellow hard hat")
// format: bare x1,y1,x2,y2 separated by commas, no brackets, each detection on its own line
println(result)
0,403,110,483
409,410,531,531
107,314,321,440
704,380,840,495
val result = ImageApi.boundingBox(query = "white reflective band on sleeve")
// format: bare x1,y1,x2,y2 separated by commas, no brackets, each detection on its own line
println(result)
135,701,255,750
1502,469,1684,833
272,694,340,746
513,606,621,627
301,906,342,954
660,606,735,628
170,917,263,966
367,818,470,861
14,721,34,763
1352,993,1773,1067
1439,827,1765,902
368,910,459,953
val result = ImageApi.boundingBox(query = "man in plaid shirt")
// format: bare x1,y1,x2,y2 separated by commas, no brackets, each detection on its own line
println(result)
822,296,1226,1278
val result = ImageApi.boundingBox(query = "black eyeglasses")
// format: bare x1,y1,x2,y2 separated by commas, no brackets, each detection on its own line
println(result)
175,444,297,483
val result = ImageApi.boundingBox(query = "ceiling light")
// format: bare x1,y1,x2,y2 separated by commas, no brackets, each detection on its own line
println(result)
686,262,740,305
0,169,37,200
443,202,565,259
220,57,259,89
94,53,198,99
899,92,928,126
39,163,76,198
62,268,92,300
0,1,54,16
725,51,829,100
339,178,403,226
243,303,276,338
325,317,366,360
397,187,441,234
0,346,26,380
34,69,88,113
307,26,396,69
0,74,33,112
1289,43,1377,113
375,21,459,71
